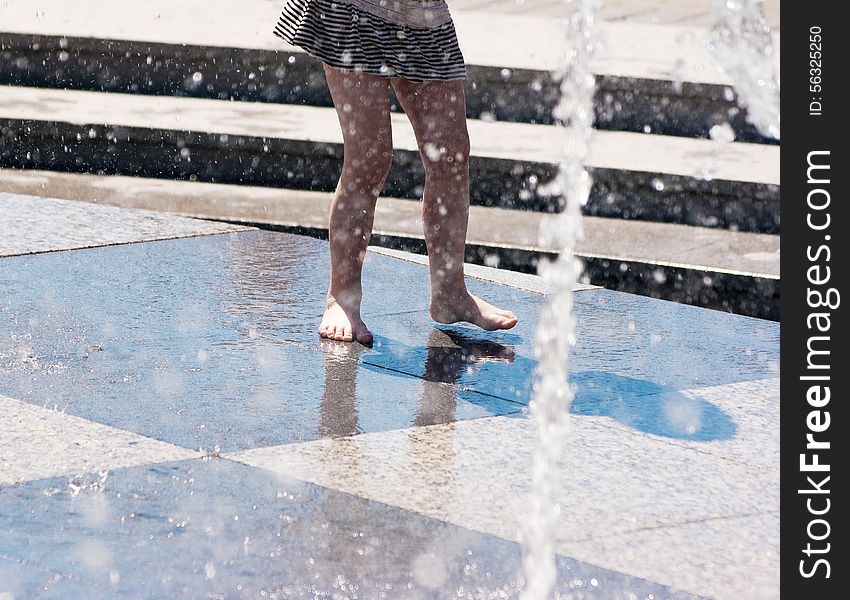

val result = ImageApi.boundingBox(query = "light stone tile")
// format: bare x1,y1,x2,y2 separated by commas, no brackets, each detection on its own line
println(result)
226,409,778,548
0,193,250,257
564,512,779,600
590,378,780,471
228,410,778,598
0,394,201,486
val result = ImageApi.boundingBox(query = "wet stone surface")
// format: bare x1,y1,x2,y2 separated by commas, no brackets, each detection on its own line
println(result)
0,459,702,599
0,229,778,450
0,192,248,257
0,209,778,598
0,230,528,452
362,292,778,420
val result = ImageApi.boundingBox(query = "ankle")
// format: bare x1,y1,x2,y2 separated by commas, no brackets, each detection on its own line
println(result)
327,285,363,310
430,284,471,306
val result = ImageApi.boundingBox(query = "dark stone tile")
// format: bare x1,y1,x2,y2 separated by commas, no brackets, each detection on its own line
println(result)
0,228,778,448
0,231,520,451
0,459,701,599
358,288,779,415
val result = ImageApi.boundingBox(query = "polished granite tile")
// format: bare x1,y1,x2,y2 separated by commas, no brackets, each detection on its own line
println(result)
229,415,778,552
0,459,700,599
0,393,199,486
0,228,539,344
0,233,524,451
358,294,779,426
0,327,519,453
1,227,779,448
581,378,780,470
0,192,249,257
565,512,780,600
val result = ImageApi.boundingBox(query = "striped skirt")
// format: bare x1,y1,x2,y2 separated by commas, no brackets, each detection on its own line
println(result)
273,0,467,82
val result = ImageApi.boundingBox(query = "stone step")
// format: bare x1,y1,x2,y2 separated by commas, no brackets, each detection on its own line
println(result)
0,85,780,233
0,0,780,142
0,168,780,320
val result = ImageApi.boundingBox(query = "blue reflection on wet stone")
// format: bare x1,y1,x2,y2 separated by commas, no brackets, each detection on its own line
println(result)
570,372,738,441
0,229,776,448
0,459,703,599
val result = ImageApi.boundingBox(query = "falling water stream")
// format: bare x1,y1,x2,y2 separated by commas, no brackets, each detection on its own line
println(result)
709,0,780,139
520,1,599,598
519,0,779,598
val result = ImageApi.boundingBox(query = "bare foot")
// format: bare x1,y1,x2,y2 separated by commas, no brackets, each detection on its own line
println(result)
319,297,373,345
430,291,518,331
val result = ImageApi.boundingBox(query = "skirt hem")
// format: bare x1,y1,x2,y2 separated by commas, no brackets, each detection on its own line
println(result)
273,0,467,83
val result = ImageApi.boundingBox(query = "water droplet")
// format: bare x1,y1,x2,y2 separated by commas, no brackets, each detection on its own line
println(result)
709,123,735,143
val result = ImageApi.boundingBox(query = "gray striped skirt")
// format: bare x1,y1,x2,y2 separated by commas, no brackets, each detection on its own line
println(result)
273,0,467,82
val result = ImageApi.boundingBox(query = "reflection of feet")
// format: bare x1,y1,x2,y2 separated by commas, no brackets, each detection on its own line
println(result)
319,297,373,345
430,291,518,331
436,329,516,365
424,328,516,384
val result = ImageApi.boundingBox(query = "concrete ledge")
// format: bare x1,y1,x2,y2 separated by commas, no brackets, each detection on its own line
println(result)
0,85,780,233
0,168,780,319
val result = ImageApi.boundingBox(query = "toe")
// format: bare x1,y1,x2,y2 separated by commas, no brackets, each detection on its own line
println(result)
341,325,353,342
500,315,518,329
356,329,373,345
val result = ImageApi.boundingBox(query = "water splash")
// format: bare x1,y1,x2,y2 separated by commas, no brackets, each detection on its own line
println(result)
709,0,780,139
520,0,599,597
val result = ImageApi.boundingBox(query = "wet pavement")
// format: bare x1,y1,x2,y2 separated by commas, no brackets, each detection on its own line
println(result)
0,194,779,599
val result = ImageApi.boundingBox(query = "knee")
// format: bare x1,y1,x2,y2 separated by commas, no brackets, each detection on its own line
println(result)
341,142,393,196
422,132,471,180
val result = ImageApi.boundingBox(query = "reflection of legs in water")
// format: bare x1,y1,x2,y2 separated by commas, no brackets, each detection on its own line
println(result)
413,330,461,428
390,77,518,331
414,328,515,427
317,339,363,437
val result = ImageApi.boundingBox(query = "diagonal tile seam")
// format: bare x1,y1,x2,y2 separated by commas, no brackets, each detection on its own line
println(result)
0,228,255,259
219,447,775,580
0,387,523,488
357,358,531,409
48,408,771,582
0,393,206,488
215,451,708,600
0,552,110,592
252,336,779,475
561,509,781,545
358,347,779,424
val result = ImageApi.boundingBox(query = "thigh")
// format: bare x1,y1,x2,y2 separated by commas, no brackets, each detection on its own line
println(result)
390,78,469,162
323,63,393,161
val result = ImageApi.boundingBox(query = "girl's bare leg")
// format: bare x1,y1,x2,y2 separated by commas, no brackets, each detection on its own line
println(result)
320,64,394,344
390,77,517,330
